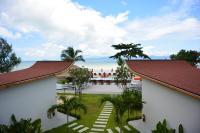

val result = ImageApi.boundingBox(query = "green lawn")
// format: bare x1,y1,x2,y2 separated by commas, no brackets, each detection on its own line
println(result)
45,93,140,133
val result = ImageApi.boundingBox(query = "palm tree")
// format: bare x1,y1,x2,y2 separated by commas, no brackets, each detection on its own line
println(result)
47,96,87,132
101,95,127,133
61,47,85,62
110,43,150,60
122,90,143,119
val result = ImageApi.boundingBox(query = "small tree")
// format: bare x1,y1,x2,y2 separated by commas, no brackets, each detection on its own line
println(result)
47,96,87,133
170,49,200,66
0,114,42,133
122,89,143,119
114,57,132,89
0,38,21,73
70,67,90,96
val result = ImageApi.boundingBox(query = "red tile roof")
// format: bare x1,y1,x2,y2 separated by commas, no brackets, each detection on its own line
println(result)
126,60,200,98
0,61,73,88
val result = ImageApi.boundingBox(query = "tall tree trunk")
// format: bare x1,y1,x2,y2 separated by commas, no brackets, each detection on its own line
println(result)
128,108,130,119
120,117,122,133
66,114,69,133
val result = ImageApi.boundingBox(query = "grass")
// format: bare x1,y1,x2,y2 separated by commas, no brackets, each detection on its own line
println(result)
44,93,140,133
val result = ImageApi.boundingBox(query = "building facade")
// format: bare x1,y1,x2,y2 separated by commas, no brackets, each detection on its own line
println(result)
0,61,74,131
126,60,200,133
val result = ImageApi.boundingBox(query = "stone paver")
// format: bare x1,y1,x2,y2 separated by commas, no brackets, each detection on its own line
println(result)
102,112,112,114
78,127,89,133
68,122,77,127
98,116,109,118
93,124,106,128
115,127,121,132
91,128,104,131
89,102,113,132
124,125,131,131
73,125,84,130
100,113,110,116
95,121,107,124
97,118,108,121
107,129,113,133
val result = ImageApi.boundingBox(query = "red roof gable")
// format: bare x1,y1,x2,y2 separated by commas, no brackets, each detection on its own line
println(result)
0,61,73,88
126,60,200,97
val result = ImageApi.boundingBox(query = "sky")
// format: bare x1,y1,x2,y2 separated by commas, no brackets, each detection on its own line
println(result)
0,0,200,61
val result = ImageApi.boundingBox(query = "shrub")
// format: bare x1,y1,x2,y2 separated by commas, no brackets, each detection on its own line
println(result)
152,119,184,133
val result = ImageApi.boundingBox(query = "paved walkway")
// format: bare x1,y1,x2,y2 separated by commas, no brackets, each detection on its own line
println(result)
89,101,113,132
83,84,122,94
61,84,123,94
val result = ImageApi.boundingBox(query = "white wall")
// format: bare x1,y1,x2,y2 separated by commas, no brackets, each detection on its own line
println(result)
0,77,70,131
142,79,200,133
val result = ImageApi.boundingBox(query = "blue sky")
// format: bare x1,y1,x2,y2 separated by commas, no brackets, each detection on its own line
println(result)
0,0,200,60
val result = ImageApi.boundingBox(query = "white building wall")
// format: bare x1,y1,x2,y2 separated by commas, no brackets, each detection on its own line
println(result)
0,77,71,131
142,79,200,133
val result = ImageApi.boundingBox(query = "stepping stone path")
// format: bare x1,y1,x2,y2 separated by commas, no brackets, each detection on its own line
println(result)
115,127,121,132
89,101,113,132
110,125,132,133
124,125,131,131
68,122,89,133
107,128,113,133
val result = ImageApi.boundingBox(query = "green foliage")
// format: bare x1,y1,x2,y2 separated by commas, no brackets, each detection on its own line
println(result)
0,114,42,133
152,119,175,133
110,43,150,60
122,90,143,119
170,49,200,66
70,67,91,94
101,90,143,133
152,119,184,133
61,47,85,62
115,57,132,89
178,124,184,133
0,38,21,73
47,96,87,132
57,80,66,84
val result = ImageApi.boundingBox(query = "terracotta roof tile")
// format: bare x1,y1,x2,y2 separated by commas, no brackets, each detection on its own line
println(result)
0,61,73,88
126,60,200,96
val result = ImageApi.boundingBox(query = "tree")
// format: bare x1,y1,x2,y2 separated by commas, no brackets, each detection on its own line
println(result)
70,67,90,96
170,49,200,66
122,90,143,119
0,38,21,73
47,96,87,133
0,114,42,133
61,47,85,62
114,57,132,89
110,43,150,60
101,95,127,133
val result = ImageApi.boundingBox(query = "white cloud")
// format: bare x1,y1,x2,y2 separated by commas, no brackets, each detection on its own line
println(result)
0,0,129,58
121,0,127,6
126,15,200,41
0,0,200,59
143,45,174,56
0,26,21,39
23,43,66,59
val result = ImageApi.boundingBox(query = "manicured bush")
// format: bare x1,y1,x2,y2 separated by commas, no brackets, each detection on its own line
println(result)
152,119,184,133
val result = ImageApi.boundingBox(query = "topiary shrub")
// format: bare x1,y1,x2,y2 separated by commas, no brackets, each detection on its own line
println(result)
178,124,184,133
152,119,175,133
152,119,184,133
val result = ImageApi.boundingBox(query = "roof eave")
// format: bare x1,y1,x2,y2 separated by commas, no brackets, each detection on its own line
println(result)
126,62,200,100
